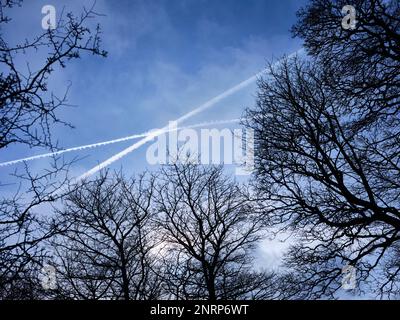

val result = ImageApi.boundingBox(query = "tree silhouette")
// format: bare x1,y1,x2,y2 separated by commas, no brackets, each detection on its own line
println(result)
0,0,107,149
154,164,276,300
0,1,106,298
245,0,400,297
52,171,162,300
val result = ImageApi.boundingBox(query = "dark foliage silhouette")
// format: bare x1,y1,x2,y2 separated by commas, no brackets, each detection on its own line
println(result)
0,0,106,298
154,164,276,300
52,171,162,300
245,0,400,298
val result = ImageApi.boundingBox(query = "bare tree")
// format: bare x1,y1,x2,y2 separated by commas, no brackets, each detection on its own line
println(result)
52,171,162,300
0,159,74,299
154,163,276,300
293,0,400,160
0,0,107,149
0,0,106,298
293,0,399,99
245,0,400,299
245,54,400,298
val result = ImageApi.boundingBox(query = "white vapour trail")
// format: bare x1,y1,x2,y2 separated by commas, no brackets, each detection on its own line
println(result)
0,133,149,168
76,50,302,182
175,50,302,124
0,119,240,168
76,119,240,181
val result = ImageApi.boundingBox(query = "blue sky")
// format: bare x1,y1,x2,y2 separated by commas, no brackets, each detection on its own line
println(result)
0,1,377,298
1,0,306,181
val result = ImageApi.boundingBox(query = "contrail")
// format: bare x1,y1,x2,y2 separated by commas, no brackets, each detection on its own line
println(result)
77,50,301,181
0,119,240,168
76,119,240,181
0,133,149,168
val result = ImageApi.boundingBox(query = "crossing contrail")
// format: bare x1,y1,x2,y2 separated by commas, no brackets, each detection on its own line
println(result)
76,119,241,181
0,119,240,168
77,50,302,181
